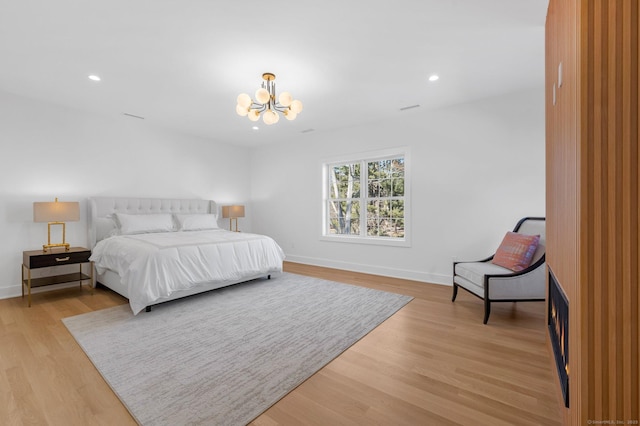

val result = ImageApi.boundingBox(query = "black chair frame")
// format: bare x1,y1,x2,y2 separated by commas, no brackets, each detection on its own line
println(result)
451,217,546,324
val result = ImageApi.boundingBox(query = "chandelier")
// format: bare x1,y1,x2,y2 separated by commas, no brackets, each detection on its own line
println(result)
236,73,303,125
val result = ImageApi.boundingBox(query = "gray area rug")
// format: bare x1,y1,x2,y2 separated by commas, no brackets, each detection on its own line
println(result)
63,272,412,425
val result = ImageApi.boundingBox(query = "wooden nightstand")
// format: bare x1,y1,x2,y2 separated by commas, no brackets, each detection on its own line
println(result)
22,247,93,307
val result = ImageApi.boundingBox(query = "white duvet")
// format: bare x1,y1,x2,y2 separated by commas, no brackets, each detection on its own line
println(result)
90,230,285,314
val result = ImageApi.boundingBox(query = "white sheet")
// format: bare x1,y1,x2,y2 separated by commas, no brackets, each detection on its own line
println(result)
90,229,285,314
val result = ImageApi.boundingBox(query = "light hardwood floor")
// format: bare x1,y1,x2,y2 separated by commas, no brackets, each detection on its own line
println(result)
1,262,563,425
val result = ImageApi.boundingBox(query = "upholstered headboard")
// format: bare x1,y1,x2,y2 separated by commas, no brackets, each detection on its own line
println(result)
88,197,218,248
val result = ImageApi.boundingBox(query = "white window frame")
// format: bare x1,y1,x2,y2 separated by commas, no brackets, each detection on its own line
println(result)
321,147,411,247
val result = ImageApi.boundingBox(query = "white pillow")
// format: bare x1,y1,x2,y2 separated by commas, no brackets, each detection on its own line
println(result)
95,216,119,240
115,213,175,235
175,214,219,231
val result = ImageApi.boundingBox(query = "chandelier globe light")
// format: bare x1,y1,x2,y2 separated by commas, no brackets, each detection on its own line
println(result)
236,73,303,125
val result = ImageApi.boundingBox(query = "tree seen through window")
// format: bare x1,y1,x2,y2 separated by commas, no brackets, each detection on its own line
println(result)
327,156,405,238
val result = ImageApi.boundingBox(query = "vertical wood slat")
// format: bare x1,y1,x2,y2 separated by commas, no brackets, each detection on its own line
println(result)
602,0,612,417
632,1,640,419
581,0,592,416
547,0,640,424
611,1,623,418
589,0,604,419
626,0,638,409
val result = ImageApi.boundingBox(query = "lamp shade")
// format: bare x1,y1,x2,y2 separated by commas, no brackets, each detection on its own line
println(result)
263,110,279,125
278,91,293,107
290,99,303,114
285,109,297,120
236,104,249,116
221,205,245,219
237,93,252,108
33,201,80,222
255,88,270,104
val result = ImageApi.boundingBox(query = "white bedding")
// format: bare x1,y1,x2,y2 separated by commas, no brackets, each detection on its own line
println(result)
90,229,285,314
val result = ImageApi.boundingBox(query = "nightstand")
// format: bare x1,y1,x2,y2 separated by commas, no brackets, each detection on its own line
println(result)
22,247,93,307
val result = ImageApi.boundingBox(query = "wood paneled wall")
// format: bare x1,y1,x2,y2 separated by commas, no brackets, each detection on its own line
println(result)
546,0,640,424
546,1,580,422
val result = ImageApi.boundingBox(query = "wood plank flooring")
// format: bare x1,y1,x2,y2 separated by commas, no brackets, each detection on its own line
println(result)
0,262,563,425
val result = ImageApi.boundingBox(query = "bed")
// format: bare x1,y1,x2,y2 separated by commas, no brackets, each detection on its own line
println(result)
88,197,285,314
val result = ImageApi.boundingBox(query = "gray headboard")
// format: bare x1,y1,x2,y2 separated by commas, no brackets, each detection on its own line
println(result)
88,197,218,248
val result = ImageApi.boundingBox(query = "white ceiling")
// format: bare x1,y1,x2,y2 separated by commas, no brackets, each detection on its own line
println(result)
0,0,548,147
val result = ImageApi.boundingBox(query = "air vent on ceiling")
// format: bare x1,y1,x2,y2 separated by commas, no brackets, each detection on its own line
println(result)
123,113,145,119
399,104,420,111
301,128,315,133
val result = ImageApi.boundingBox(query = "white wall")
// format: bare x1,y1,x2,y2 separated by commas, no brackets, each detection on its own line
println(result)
0,87,545,299
250,88,545,285
0,91,251,298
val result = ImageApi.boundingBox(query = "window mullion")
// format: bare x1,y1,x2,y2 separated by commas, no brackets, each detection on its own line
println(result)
360,159,367,237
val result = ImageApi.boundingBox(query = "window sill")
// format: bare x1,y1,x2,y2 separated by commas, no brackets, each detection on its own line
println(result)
320,235,411,247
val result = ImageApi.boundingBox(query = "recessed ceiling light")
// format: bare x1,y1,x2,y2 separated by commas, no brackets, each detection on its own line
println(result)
252,126,259,131
428,74,439,82
88,75,101,81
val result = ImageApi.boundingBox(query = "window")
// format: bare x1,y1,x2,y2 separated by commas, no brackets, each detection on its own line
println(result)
322,149,409,246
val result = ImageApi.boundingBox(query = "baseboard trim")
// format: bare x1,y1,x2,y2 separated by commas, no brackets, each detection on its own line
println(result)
284,254,452,286
0,257,453,300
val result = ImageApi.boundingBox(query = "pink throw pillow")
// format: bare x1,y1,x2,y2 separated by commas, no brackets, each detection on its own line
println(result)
492,232,540,272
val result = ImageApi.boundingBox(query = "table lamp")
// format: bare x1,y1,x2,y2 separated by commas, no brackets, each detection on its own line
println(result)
33,198,80,252
221,205,245,232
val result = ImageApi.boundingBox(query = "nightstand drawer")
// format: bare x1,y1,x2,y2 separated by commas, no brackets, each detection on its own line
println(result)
23,248,91,269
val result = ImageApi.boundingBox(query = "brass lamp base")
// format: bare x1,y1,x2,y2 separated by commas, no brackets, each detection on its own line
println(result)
43,222,71,253
42,242,71,253
229,218,240,232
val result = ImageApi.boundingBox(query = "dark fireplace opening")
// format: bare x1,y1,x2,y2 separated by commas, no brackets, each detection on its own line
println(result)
548,268,569,407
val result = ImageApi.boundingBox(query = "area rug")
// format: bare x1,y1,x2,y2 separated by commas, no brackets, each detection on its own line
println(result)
62,272,412,425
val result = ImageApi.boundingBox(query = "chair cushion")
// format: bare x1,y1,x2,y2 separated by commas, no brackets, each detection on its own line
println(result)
492,232,540,272
455,262,512,287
